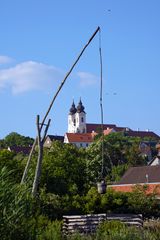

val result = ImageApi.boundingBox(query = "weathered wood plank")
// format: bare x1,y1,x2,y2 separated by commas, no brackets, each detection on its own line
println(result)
62,213,143,235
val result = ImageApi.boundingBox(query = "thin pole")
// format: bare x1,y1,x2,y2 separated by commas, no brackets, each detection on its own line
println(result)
21,26,101,184
99,29,104,179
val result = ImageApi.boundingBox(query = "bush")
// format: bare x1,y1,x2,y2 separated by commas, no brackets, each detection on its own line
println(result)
95,220,157,240
37,220,62,240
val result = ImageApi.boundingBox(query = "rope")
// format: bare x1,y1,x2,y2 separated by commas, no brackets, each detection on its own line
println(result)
99,28,104,179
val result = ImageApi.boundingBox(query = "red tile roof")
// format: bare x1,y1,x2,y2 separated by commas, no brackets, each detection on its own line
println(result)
86,123,160,139
125,131,160,139
86,123,117,133
66,133,93,143
109,183,160,195
114,127,132,132
103,128,115,135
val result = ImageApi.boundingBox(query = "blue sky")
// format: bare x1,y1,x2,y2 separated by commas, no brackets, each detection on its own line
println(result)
0,0,160,139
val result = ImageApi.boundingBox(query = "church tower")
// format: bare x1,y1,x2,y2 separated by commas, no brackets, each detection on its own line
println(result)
75,99,86,133
68,101,77,133
68,99,86,133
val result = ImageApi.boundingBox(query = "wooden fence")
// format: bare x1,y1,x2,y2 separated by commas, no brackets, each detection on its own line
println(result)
63,213,143,235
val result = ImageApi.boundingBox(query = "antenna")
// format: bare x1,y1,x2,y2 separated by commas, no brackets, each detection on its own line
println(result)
146,174,149,183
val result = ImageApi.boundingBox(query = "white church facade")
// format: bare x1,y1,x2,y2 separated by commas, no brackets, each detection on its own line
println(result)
67,99,87,134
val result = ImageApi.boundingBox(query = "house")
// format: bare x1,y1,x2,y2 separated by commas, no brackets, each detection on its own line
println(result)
139,141,157,161
8,146,31,155
110,165,160,195
44,135,64,147
123,130,159,139
86,123,119,133
64,132,93,148
149,143,160,166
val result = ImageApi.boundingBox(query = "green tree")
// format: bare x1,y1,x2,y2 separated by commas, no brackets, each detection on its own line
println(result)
109,164,129,183
125,140,146,166
86,133,146,183
41,141,88,195
128,185,160,218
4,132,34,146
0,149,25,183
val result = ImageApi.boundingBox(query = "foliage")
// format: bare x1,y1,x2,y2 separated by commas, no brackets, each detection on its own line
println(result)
0,139,6,149
0,167,38,240
1,131,160,239
37,220,62,240
4,132,34,147
144,219,160,239
108,164,129,183
36,219,160,240
83,187,129,215
95,220,156,240
86,132,146,183
127,185,160,218
41,141,87,195
84,187,102,213
0,149,15,166
39,189,62,219
0,149,26,183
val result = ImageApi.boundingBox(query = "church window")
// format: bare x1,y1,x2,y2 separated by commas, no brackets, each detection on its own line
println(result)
81,117,84,122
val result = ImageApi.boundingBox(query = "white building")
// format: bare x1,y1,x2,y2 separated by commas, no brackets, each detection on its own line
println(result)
68,99,86,133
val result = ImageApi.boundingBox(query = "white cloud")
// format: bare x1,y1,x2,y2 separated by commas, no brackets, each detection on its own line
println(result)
0,58,99,94
0,55,14,65
0,61,63,94
77,71,98,87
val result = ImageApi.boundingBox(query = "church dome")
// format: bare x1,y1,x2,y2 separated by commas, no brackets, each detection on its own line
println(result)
69,101,77,115
77,99,85,113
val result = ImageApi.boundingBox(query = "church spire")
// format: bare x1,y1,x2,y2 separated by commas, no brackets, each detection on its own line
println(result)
77,98,85,113
69,100,77,115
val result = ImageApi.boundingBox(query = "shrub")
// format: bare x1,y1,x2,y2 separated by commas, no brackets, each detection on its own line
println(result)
37,220,62,240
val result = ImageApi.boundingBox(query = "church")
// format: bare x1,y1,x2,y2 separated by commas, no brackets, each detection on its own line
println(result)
64,99,94,148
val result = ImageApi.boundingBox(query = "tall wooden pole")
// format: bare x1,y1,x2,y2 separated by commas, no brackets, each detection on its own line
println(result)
32,116,51,196
21,26,101,184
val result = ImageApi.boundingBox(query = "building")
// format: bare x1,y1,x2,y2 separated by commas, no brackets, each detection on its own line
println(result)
68,99,87,134
8,146,31,155
44,135,64,147
64,132,93,148
149,143,160,166
110,165,160,195
139,141,157,162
